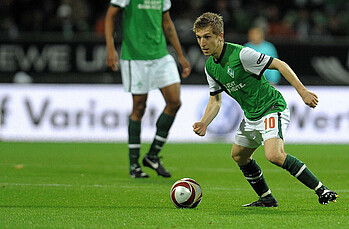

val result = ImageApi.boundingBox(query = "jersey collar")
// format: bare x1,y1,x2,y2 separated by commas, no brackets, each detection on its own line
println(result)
214,42,227,64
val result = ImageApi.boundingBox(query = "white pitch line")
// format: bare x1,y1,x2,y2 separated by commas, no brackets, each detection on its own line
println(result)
1,183,117,188
1,163,348,174
0,163,127,169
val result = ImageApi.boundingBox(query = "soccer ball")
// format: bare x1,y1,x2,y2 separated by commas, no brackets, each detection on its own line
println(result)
170,178,202,208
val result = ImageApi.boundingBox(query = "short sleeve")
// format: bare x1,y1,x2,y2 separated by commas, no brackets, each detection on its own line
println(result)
205,68,222,95
163,0,171,12
240,47,273,77
110,0,130,8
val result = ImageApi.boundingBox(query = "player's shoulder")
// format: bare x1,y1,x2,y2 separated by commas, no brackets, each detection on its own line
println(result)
239,45,261,61
110,0,130,8
205,56,216,66
226,42,244,50
205,56,217,76
224,42,245,58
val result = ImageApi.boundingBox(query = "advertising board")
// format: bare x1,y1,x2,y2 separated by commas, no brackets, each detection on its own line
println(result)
0,84,348,143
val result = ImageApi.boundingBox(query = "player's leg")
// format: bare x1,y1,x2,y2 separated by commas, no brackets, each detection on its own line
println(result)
142,54,181,177
120,59,152,178
161,82,181,115
129,94,149,178
264,138,338,204
129,93,148,165
233,117,278,207
232,143,278,207
150,82,181,154
263,138,287,167
265,138,318,185
263,108,338,204
143,83,181,177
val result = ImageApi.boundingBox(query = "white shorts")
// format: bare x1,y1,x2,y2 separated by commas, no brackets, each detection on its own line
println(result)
234,107,290,148
120,54,181,94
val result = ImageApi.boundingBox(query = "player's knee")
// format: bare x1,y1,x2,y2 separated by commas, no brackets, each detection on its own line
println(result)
231,153,240,163
265,151,285,166
231,152,251,166
231,151,242,163
173,99,181,110
133,102,146,118
167,100,181,114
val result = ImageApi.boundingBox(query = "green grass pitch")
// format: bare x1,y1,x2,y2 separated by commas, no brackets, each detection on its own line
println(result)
1,142,348,228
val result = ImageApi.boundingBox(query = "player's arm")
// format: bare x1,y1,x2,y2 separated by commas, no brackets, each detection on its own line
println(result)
162,11,191,78
193,93,222,136
105,5,120,71
269,58,318,108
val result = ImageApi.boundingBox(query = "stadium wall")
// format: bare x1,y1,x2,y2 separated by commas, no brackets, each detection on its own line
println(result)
0,84,348,144
1,38,348,85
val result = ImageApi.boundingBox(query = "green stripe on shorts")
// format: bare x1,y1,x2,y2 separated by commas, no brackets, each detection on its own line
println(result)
278,112,283,139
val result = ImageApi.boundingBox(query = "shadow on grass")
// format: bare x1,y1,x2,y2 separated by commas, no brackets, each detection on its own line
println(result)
120,177,178,186
219,207,345,216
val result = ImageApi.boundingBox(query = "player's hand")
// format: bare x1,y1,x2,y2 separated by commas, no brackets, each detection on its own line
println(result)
301,89,318,108
178,55,191,78
107,49,118,71
193,122,207,137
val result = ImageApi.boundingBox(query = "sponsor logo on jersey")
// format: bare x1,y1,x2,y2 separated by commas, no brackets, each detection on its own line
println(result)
257,53,265,64
138,0,162,10
225,81,246,93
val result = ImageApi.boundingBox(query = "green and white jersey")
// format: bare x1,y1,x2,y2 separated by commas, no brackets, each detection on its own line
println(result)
205,42,287,121
110,0,170,60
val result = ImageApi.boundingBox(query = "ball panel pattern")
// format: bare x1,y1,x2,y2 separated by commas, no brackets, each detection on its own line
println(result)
170,178,202,209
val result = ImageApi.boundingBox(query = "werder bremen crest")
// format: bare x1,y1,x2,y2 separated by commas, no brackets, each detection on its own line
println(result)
225,65,246,93
227,66,234,78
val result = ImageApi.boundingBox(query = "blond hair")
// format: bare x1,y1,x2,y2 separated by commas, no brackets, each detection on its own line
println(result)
193,12,224,35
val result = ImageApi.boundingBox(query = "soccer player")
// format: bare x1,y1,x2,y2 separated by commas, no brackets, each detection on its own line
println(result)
192,12,338,206
105,0,191,178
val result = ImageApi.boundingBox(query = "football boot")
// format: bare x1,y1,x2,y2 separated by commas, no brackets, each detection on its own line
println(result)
242,197,278,207
143,155,171,177
130,166,149,178
316,187,338,205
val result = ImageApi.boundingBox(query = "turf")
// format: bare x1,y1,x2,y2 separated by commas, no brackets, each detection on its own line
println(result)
0,142,348,228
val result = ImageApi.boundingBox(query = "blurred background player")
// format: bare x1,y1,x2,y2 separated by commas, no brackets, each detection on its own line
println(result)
105,0,191,178
244,26,281,85
192,12,338,207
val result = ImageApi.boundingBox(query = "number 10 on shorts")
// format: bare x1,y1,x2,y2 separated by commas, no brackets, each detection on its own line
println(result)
264,117,275,130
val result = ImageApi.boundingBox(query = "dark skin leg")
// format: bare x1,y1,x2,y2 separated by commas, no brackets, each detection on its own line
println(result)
160,82,181,116
130,94,148,121
130,82,181,121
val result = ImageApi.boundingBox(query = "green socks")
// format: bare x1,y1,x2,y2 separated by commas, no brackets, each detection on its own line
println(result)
128,113,175,168
239,159,274,199
282,154,320,189
239,154,323,199
147,112,175,158
128,119,141,169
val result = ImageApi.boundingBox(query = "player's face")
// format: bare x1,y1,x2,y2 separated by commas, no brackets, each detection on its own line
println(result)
195,27,223,59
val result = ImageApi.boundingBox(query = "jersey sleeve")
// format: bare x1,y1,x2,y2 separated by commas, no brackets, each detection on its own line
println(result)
239,47,274,78
205,68,223,95
110,0,130,8
163,0,171,12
